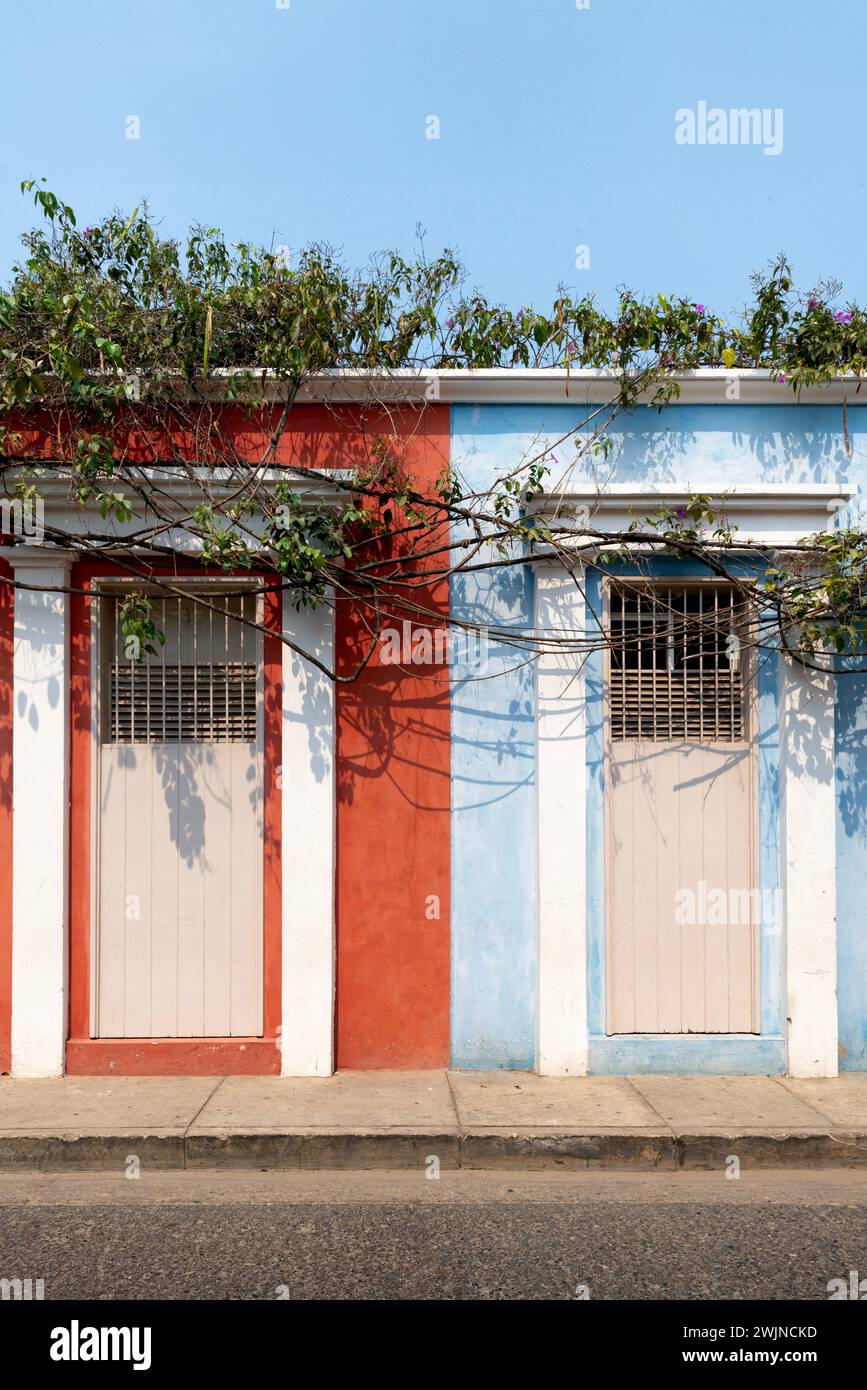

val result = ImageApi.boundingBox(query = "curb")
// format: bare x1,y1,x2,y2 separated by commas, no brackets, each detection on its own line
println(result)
2,1129,867,1171
0,1134,186,1171
677,1132,867,1169
186,1132,463,1171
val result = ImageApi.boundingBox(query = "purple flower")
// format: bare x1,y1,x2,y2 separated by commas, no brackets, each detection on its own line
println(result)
807,297,819,311
446,317,455,331
835,310,853,323
695,303,706,314
676,506,687,520
777,372,787,382
83,226,94,238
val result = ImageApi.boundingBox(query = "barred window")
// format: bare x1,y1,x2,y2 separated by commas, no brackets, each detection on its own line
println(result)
101,592,259,744
609,584,747,742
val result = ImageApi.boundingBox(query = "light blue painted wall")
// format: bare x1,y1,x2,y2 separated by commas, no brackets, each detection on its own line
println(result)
451,400,867,496
451,399,867,1071
450,407,537,1068
449,565,537,1069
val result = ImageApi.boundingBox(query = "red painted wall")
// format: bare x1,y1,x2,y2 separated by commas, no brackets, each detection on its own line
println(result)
207,401,452,1067
335,596,451,1068
14,401,451,1072
277,404,452,1068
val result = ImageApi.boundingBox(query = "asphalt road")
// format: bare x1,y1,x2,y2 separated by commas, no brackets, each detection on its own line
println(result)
0,1169,866,1301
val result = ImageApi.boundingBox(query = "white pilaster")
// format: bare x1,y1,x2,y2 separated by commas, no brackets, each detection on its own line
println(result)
536,566,588,1075
10,549,73,1077
782,659,838,1077
280,597,336,1075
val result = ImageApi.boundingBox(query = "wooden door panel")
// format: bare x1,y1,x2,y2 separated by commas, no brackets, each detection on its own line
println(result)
95,591,263,1039
609,741,756,1033
606,583,758,1035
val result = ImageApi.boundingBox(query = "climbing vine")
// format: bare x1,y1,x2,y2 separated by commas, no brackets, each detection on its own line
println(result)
0,181,865,677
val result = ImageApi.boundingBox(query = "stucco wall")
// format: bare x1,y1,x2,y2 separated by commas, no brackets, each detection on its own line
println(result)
451,399,867,1071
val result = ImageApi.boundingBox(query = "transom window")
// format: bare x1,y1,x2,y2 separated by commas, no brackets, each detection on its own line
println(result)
99,591,260,745
609,583,748,742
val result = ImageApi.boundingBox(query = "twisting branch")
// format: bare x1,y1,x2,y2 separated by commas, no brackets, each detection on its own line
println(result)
1,185,866,678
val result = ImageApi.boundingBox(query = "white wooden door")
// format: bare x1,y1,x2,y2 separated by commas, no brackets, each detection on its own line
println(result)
94,591,263,1038
606,583,758,1034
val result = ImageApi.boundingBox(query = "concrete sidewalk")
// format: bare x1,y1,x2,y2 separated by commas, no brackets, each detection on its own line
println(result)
2,1071,867,1170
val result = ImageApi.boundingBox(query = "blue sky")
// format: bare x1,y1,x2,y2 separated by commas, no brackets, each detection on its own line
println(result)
0,0,864,317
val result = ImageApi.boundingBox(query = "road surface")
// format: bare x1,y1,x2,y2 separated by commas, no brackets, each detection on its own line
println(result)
0,1168,865,1301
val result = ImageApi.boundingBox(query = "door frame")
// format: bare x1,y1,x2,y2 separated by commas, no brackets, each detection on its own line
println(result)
89,577,266,1041
601,575,762,1036
67,562,283,1075
535,554,834,1077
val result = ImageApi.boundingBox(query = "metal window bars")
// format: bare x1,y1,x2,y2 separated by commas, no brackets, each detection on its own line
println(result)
105,591,258,744
609,584,746,742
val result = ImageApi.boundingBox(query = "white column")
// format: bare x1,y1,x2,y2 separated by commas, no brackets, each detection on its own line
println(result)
10,548,73,1077
782,660,838,1077
536,566,588,1075
280,597,336,1076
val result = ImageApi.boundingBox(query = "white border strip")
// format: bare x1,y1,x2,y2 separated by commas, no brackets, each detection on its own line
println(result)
535,566,588,1075
783,662,838,1076
10,549,73,1077
280,594,336,1075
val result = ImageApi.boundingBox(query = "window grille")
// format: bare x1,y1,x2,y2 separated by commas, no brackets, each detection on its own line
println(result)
102,591,259,744
609,585,747,742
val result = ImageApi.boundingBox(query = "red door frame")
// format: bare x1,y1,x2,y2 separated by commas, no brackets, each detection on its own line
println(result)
66,561,282,1075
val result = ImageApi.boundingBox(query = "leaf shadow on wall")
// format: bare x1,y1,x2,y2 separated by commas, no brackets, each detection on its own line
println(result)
335,594,451,815
449,565,535,814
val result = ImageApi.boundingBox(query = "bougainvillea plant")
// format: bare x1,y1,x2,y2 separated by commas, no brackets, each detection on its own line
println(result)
1,180,866,678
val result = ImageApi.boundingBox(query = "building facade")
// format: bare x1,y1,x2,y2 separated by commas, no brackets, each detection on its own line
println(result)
1,370,864,1078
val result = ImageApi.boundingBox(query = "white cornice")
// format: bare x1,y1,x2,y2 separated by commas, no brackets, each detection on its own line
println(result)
6,544,75,573
0,466,350,556
533,482,857,548
247,367,867,407
6,465,348,508
20,367,867,407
